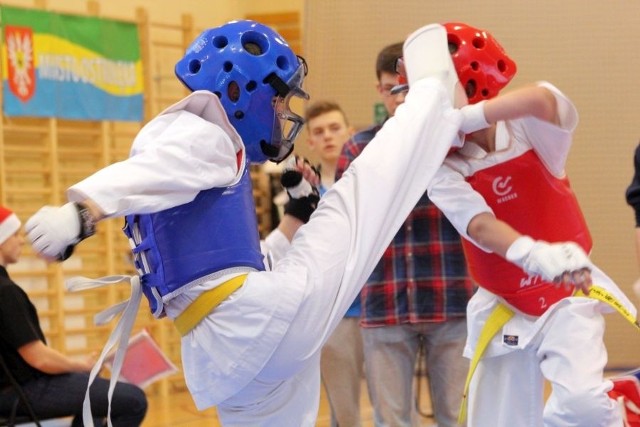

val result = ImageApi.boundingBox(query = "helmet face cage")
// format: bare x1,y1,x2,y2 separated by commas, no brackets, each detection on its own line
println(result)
444,22,517,104
390,57,409,95
268,60,309,162
175,20,309,163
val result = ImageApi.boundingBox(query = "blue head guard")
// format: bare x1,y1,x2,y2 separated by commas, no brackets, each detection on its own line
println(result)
175,20,309,163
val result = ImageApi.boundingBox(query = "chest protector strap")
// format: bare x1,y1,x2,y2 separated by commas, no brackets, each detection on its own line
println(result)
123,162,264,317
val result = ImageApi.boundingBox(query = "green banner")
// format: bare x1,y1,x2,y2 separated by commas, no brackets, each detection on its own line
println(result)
1,6,144,121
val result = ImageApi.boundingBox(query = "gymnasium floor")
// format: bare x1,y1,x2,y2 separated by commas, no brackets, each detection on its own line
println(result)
25,370,630,426
140,378,436,427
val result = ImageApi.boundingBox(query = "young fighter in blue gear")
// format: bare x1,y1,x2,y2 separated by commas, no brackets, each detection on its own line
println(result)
26,21,467,427
421,22,638,427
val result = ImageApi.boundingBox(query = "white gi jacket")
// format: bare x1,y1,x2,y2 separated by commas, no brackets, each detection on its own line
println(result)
66,80,463,426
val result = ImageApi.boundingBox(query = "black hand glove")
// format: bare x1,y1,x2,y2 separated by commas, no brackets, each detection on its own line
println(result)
281,158,320,224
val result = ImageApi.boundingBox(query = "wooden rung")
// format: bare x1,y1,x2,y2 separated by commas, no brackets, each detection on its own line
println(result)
156,96,180,105
4,167,51,174
59,167,102,172
276,27,301,41
2,146,49,153
57,147,102,154
2,124,49,133
150,20,183,30
153,40,183,49
58,128,102,136
111,130,139,137
10,270,54,278
63,326,111,335
35,311,63,319
245,12,299,25
58,307,109,316
3,187,51,195
25,292,58,301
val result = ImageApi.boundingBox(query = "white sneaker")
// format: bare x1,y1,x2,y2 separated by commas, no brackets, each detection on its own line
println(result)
403,23,467,108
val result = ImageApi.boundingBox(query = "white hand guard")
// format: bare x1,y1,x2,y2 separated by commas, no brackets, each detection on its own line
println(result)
25,202,96,261
505,236,591,282
460,101,490,134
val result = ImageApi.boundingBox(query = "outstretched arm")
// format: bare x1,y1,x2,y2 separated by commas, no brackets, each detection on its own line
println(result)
26,109,239,262
484,84,559,125
461,84,560,135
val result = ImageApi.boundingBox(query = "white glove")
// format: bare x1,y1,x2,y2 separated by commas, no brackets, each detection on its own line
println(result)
506,236,591,283
25,203,92,261
460,101,490,134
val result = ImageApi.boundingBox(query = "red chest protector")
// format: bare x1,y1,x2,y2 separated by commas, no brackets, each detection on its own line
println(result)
463,149,592,316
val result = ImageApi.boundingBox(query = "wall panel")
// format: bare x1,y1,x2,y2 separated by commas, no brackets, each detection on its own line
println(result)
303,0,640,368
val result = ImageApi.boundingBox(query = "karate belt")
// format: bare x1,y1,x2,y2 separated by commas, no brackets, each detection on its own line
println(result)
458,285,640,424
174,273,248,336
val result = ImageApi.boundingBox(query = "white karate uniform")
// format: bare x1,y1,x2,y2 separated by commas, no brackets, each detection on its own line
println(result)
427,82,636,427
68,79,462,426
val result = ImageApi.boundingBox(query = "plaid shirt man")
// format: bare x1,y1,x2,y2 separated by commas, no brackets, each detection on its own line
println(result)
336,123,474,327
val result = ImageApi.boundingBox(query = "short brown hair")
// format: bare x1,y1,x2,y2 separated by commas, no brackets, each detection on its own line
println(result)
375,42,403,80
304,100,348,125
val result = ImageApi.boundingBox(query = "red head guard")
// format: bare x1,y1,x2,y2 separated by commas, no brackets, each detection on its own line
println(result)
444,22,517,104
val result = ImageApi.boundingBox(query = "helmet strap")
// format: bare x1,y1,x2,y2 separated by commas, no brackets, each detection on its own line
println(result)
265,73,290,97
260,140,280,158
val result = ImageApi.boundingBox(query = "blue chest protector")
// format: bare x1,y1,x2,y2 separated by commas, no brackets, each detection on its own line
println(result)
123,163,265,317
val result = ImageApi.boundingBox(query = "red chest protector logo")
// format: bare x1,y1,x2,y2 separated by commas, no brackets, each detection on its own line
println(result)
463,150,592,316
4,25,36,102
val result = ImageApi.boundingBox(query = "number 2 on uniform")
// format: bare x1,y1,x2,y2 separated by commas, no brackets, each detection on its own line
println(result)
539,297,547,309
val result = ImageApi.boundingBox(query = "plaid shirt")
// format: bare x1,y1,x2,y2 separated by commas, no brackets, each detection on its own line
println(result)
336,123,475,327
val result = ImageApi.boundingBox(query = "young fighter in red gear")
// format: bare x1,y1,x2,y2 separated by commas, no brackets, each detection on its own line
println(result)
418,22,638,426
24,21,467,427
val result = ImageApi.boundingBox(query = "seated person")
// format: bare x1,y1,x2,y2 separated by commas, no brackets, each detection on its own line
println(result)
0,205,148,427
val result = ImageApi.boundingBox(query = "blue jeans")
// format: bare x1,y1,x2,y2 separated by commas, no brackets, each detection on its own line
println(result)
362,319,468,427
0,373,147,427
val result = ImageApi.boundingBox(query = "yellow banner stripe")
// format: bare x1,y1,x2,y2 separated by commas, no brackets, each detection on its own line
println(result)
2,33,143,96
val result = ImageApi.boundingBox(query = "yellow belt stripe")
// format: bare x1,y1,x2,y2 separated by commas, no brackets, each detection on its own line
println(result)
458,284,639,424
457,303,514,424
174,273,248,337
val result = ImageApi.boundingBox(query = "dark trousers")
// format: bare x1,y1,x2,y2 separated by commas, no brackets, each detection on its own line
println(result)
0,373,147,427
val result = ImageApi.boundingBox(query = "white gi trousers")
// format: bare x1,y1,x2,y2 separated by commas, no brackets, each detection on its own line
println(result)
467,296,623,427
